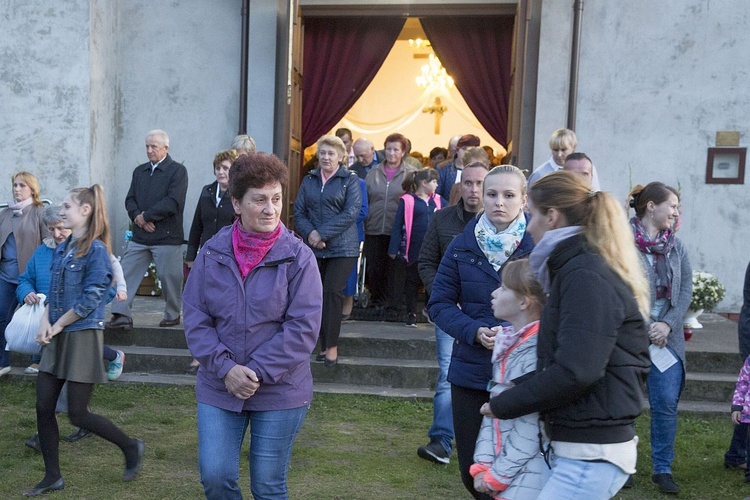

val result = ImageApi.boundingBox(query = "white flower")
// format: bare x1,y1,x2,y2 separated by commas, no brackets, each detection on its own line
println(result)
690,270,725,312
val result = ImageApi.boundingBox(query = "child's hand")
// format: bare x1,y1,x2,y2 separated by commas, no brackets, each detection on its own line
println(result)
473,472,488,493
732,410,742,425
116,291,128,302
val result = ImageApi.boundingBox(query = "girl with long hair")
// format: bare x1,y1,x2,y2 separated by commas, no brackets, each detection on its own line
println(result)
483,171,650,499
24,186,144,497
388,168,445,326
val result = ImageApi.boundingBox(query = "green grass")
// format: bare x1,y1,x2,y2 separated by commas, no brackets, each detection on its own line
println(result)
0,382,747,499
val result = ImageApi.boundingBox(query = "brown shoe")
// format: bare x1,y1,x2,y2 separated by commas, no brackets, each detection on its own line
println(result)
159,316,180,327
106,314,133,330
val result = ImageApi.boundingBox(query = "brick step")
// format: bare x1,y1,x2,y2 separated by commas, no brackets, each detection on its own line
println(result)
682,372,738,403
1,370,434,400
310,356,437,389
686,350,744,374
100,321,439,360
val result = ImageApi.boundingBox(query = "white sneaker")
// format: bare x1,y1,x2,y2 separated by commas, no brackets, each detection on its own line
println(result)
0,366,11,377
107,350,125,380
24,364,39,374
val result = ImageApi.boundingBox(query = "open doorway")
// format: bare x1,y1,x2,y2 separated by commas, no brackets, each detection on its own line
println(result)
328,18,508,165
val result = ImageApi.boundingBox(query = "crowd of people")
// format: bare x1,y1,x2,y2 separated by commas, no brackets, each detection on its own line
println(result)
3,124,748,499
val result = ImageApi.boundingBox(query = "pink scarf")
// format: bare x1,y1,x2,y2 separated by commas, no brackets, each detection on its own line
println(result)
8,197,33,216
231,220,283,279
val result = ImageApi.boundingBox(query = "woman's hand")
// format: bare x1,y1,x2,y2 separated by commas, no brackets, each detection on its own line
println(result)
307,230,326,249
649,321,671,348
115,291,128,302
480,402,495,418
475,326,499,350
24,292,41,305
732,410,742,425
224,365,261,400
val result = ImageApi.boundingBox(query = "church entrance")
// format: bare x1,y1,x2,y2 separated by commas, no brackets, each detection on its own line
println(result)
281,1,540,224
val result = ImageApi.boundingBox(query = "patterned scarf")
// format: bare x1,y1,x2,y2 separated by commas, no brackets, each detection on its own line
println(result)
630,216,675,299
231,219,283,279
474,211,526,271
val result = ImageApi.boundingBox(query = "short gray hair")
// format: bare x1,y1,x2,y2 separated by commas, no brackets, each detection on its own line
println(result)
42,205,62,226
146,129,169,146
231,134,256,154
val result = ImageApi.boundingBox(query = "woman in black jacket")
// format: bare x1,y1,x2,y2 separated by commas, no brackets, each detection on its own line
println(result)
184,148,238,373
294,135,361,366
483,171,651,499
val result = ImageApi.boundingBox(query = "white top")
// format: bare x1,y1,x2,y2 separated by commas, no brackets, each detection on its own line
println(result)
553,436,638,474
528,156,602,191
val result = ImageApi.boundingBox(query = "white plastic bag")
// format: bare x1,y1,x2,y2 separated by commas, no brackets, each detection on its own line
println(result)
4,293,46,355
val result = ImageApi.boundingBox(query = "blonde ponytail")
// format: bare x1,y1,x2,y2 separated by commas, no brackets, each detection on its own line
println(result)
529,171,650,320
586,192,650,320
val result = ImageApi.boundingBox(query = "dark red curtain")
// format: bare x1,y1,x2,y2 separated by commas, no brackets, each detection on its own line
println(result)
421,16,515,147
302,17,405,148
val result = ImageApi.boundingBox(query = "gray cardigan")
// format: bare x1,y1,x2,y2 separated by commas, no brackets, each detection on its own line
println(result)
638,237,692,366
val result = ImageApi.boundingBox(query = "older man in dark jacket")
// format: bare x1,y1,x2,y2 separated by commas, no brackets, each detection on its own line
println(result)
415,162,488,466
107,129,188,329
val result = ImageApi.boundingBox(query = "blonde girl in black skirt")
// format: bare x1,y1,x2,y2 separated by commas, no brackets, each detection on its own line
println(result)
23,185,144,497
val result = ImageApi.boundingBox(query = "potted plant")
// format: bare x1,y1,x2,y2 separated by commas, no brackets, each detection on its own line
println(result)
685,270,725,329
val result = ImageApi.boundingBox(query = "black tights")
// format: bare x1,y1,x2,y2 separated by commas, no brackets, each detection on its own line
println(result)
35,371,138,486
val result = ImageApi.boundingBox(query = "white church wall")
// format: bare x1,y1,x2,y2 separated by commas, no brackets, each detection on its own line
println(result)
0,1,93,200
112,0,242,253
534,0,750,310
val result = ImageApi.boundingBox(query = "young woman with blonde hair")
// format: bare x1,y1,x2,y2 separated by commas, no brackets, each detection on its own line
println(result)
483,171,650,499
429,164,535,498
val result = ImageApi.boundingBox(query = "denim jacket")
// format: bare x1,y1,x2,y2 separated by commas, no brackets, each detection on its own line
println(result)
48,238,113,331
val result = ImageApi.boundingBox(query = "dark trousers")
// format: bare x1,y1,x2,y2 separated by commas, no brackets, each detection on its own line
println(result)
0,278,18,367
388,257,421,314
727,422,749,466
317,257,357,352
36,371,138,484
363,235,391,307
451,384,493,500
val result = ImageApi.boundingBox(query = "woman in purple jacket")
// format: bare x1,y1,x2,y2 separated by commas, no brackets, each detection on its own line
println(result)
183,153,322,500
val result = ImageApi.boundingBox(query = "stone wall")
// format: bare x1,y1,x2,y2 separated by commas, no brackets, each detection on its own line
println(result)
534,0,750,309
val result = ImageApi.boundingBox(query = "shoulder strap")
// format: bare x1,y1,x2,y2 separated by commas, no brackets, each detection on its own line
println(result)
401,194,415,263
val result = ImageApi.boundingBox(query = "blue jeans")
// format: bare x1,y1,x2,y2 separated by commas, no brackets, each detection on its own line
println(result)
197,402,308,500
538,457,628,499
427,325,454,454
648,348,684,474
0,278,18,367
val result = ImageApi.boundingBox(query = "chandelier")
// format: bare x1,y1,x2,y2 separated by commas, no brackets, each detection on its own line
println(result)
415,54,454,93
408,37,430,53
